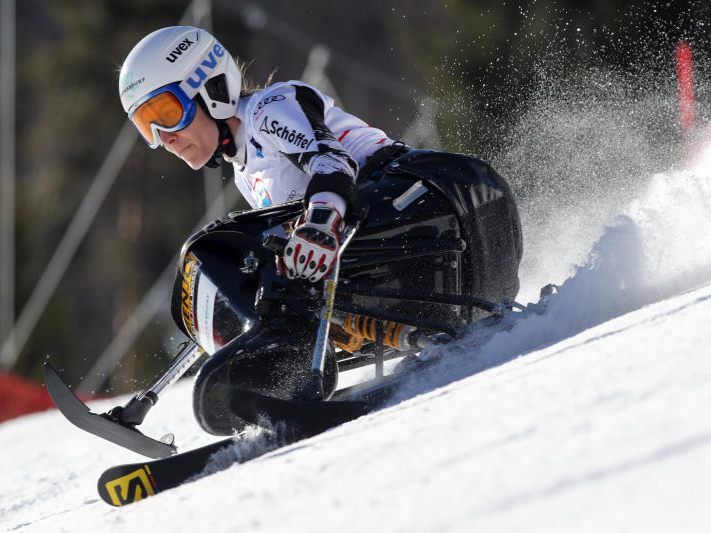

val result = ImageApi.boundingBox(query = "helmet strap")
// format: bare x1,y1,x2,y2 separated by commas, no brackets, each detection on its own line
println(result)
193,95,237,169
204,119,237,168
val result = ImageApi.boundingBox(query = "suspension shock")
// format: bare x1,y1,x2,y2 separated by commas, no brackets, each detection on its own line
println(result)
332,312,420,351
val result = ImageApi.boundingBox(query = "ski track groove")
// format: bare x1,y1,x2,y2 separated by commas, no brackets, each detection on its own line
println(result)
432,430,711,531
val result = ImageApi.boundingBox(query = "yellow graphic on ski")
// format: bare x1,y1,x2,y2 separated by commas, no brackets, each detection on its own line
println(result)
100,465,156,506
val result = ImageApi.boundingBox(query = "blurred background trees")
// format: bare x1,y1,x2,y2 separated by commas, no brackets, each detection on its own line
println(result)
1,0,709,394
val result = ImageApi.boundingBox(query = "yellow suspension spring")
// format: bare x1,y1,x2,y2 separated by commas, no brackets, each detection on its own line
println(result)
342,313,407,351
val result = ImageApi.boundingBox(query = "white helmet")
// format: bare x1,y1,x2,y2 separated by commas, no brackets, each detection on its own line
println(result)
119,26,241,148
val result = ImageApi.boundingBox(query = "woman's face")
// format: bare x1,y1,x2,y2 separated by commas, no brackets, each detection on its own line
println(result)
158,105,218,170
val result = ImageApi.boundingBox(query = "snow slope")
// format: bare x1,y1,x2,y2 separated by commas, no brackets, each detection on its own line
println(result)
2,150,711,532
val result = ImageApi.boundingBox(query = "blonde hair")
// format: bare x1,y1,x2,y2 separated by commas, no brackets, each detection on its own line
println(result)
238,58,276,96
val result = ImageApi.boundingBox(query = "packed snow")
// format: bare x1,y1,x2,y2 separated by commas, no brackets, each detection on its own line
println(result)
2,144,711,532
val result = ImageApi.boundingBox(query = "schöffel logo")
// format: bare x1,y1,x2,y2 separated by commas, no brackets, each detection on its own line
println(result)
259,117,313,150
165,37,195,63
185,43,226,89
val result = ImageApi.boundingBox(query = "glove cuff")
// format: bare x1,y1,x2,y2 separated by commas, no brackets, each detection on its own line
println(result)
309,191,346,218
305,202,343,235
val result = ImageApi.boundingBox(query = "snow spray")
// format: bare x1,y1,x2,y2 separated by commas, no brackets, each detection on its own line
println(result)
675,41,696,150
398,61,711,397
396,153,711,400
490,63,684,302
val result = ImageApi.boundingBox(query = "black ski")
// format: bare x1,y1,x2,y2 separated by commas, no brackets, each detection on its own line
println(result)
97,422,314,507
228,388,373,436
221,358,442,436
44,363,176,459
97,438,237,506
96,358,441,507
98,390,376,507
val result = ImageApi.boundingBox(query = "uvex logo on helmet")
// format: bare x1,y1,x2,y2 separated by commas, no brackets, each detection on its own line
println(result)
186,43,226,90
165,38,195,63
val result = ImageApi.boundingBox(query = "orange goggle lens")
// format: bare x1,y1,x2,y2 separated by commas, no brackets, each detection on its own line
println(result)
131,91,187,144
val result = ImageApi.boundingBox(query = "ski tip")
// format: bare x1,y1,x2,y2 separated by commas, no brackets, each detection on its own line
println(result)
97,464,157,507
97,437,238,507
43,362,82,409
43,361,59,383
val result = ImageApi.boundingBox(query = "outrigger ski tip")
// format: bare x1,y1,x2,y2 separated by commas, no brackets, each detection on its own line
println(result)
43,363,177,459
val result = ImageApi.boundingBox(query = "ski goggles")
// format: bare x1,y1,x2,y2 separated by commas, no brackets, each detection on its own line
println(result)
128,82,197,148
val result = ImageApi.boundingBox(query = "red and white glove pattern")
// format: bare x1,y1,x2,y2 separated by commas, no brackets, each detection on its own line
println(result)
280,201,344,282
